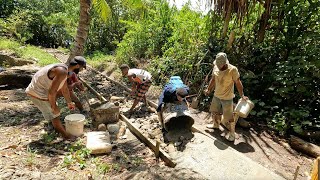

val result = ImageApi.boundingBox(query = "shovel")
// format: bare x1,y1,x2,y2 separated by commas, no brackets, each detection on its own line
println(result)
83,93,92,111
191,72,210,109
79,77,110,109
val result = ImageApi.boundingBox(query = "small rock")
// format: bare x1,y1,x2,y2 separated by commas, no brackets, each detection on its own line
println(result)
174,141,182,147
151,114,158,120
168,144,175,153
148,132,155,139
147,129,153,134
141,124,151,130
119,135,127,139
40,129,46,135
160,143,167,148
110,96,125,102
238,119,251,128
0,96,8,100
117,125,126,137
98,124,107,131
31,171,41,179
152,124,158,130
179,136,185,141
147,107,156,113
107,124,120,134
1,171,14,179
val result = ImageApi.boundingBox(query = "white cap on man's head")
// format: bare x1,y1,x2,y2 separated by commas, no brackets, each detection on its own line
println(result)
214,52,229,69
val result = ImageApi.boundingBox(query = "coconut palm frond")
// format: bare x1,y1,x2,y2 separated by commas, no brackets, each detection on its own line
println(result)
123,0,145,10
92,0,111,22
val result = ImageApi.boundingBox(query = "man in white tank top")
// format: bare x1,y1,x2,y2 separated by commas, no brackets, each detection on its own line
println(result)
26,56,87,139
120,64,152,115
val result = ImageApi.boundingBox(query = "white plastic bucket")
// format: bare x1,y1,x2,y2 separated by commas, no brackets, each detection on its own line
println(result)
234,99,254,118
65,114,85,137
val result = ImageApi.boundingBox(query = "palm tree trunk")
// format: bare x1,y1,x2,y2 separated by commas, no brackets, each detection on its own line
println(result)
227,30,235,50
222,0,232,39
257,0,271,43
67,0,92,63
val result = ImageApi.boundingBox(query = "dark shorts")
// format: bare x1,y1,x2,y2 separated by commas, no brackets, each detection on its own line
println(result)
133,80,152,101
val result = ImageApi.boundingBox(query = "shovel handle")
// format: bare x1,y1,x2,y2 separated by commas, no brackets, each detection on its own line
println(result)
83,93,91,107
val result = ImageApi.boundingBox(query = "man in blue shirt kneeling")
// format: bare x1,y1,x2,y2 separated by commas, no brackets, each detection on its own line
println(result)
157,79,189,130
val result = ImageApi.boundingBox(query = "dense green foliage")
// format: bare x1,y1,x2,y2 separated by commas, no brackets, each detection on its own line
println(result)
0,0,79,47
1,0,319,135
114,0,320,135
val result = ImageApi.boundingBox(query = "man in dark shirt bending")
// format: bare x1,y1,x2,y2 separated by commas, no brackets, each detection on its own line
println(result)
157,85,189,129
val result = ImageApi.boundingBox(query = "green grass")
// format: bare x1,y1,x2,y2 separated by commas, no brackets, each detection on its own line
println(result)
0,37,58,66
57,46,70,54
86,51,114,69
0,38,117,68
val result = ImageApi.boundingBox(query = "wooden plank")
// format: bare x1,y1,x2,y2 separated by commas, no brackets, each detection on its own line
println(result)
120,114,176,167
87,66,131,92
311,157,319,180
79,77,107,102
155,140,160,159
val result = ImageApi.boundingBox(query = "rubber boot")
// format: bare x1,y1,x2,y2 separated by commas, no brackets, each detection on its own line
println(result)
206,114,221,129
226,121,236,142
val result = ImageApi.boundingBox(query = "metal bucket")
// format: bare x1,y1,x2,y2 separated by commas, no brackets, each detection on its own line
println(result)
234,99,254,118
162,102,194,131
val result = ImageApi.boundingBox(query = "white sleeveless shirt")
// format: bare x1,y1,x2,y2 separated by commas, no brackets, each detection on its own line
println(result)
26,63,68,100
128,68,152,83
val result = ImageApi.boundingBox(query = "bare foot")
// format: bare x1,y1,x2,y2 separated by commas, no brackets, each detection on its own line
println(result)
62,133,77,141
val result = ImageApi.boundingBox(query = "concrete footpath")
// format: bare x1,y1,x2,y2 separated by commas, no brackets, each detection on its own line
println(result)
168,130,285,180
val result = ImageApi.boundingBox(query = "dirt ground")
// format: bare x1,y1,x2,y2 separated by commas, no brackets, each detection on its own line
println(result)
0,88,206,180
0,50,316,179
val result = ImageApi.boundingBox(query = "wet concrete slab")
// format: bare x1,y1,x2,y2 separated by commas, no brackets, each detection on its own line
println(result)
169,131,285,180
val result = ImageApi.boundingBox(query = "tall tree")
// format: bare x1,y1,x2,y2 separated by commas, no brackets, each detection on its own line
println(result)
256,0,272,43
67,0,111,63
206,0,272,43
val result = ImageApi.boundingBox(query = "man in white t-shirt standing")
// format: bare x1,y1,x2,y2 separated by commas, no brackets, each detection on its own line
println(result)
120,64,152,115
204,52,248,141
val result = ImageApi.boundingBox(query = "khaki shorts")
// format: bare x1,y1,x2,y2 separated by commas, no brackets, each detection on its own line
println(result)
209,96,233,120
29,96,60,121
